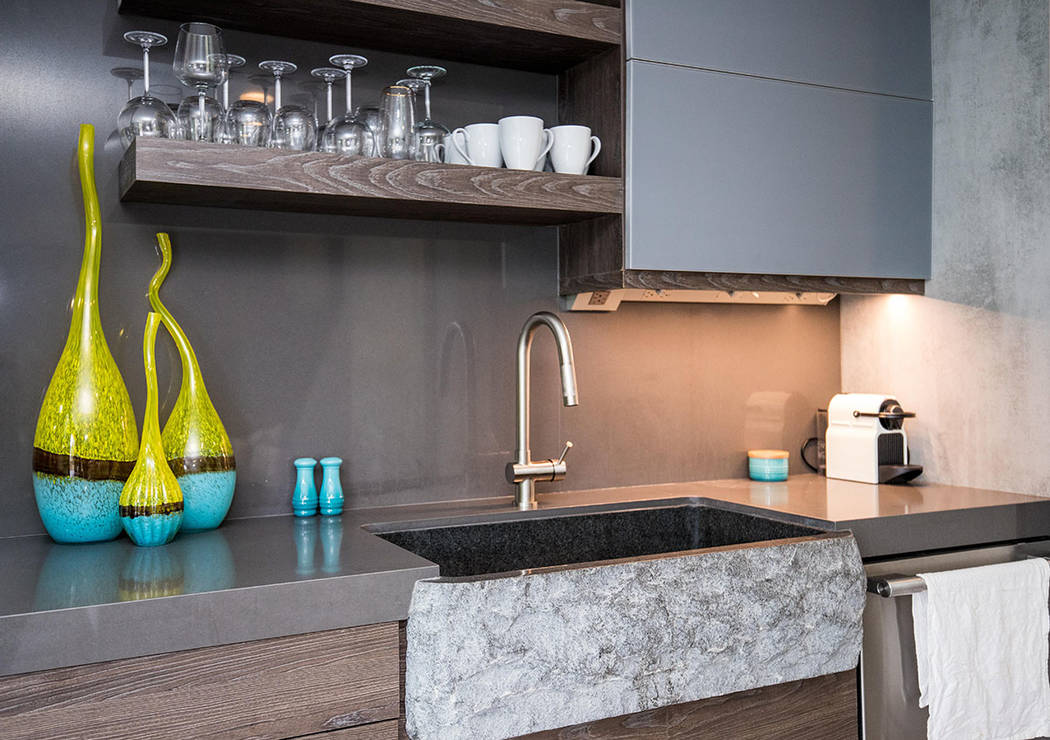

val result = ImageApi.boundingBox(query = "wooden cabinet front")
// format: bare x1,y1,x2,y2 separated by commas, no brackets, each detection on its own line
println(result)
0,623,399,739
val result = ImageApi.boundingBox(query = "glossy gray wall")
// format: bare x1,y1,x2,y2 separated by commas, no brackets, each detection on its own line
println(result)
0,0,841,538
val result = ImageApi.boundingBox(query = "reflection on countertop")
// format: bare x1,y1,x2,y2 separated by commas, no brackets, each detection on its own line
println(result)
33,529,235,610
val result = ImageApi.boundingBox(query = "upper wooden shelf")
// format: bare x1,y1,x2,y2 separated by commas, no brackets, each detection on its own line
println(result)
119,139,623,225
117,0,622,73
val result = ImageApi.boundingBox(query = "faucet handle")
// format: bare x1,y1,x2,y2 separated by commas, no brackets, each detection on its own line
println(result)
557,441,574,465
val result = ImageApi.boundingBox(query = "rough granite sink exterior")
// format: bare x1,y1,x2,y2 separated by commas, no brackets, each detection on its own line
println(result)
374,500,866,739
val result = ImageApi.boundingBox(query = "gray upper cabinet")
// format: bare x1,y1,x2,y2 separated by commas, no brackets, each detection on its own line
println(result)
626,61,932,278
626,0,932,100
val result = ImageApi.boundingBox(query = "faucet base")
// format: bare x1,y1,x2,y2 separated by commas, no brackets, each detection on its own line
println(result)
514,480,537,511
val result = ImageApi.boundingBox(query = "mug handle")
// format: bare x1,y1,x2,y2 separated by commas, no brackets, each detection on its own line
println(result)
535,128,555,169
451,128,473,165
585,136,602,170
436,142,446,162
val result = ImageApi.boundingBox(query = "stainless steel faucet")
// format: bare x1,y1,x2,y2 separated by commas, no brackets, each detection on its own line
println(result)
505,311,578,510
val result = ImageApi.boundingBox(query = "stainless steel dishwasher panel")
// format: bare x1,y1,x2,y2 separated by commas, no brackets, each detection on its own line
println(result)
861,541,1050,740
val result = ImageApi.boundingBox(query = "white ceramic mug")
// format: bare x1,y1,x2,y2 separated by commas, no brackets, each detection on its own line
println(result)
550,125,602,175
443,134,469,164
498,115,553,171
451,123,502,168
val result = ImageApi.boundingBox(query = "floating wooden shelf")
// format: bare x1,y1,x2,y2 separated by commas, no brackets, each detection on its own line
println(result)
119,139,624,225
116,0,622,73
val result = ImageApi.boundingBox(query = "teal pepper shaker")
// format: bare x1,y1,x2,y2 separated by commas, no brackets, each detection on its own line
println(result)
319,457,344,516
292,457,318,517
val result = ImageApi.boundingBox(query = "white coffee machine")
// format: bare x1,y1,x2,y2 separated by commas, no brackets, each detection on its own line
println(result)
825,393,923,485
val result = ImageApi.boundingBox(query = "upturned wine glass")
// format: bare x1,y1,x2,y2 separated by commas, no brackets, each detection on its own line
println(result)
260,60,316,150
311,67,343,147
320,54,373,156
215,54,245,144
405,65,449,162
117,31,180,148
172,23,228,142
111,67,143,101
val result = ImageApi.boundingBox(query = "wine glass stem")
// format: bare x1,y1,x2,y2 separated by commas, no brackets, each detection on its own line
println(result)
274,75,282,110
344,71,353,115
222,80,229,110
424,82,432,120
142,47,151,95
326,82,333,121
198,90,206,141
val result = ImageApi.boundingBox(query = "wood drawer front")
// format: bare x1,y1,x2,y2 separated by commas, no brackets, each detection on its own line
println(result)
519,669,858,739
322,719,398,739
0,623,399,740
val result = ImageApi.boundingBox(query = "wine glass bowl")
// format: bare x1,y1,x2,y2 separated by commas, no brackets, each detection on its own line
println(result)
117,31,179,149
172,23,228,90
177,93,223,142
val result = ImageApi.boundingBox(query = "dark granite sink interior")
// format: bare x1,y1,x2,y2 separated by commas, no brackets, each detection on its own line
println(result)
371,503,824,577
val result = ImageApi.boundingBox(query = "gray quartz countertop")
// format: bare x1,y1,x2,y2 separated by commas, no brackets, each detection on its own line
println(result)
3,474,1049,677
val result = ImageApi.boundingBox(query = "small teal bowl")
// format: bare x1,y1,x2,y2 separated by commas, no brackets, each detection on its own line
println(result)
748,451,789,482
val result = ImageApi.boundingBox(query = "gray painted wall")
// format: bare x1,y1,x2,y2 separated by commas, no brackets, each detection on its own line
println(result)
0,0,840,538
841,0,1050,494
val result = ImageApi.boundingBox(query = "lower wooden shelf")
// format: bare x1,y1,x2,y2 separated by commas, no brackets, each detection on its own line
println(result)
119,139,623,226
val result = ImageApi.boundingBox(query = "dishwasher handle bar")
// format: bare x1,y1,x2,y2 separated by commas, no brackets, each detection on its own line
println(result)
867,556,1050,598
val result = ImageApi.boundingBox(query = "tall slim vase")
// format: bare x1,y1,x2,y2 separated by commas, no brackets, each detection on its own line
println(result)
32,124,138,543
148,232,235,531
119,313,183,547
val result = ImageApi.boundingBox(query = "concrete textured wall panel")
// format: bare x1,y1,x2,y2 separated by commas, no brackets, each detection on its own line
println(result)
841,0,1050,494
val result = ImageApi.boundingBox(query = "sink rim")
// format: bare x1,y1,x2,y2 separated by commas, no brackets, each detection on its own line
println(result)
363,496,847,583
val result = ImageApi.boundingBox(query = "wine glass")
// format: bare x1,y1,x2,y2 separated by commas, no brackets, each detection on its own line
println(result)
311,67,343,148
405,65,449,163
215,54,246,144
117,31,180,149
320,54,372,156
378,84,415,159
172,22,228,142
111,67,143,101
260,60,316,151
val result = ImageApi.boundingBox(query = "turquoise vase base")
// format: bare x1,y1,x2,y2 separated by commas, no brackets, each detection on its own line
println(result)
121,511,183,547
177,470,236,532
34,473,123,543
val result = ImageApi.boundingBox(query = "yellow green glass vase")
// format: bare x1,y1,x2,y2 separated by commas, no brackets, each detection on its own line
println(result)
32,124,138,543
120,313,183,547
149,232,236,531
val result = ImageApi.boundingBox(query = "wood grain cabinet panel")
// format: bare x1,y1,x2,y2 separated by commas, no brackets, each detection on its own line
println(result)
519,669,858,739
0,623,399,740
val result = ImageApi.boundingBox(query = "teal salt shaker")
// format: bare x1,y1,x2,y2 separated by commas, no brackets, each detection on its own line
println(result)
292,458,318,517
319,457,344,516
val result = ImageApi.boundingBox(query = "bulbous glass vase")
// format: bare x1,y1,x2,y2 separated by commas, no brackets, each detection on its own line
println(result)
149,233,236,531
119,312,184,547
32,124,139,543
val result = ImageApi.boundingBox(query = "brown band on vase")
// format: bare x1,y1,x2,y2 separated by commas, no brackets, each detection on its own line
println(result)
167,455,237,475
118,501,185,518
32,447,136,481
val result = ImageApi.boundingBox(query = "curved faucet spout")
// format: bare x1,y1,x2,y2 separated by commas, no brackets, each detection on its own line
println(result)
510,311,579,510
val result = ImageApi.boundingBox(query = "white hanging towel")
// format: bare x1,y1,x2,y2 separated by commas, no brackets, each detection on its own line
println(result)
912,558,1050,740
